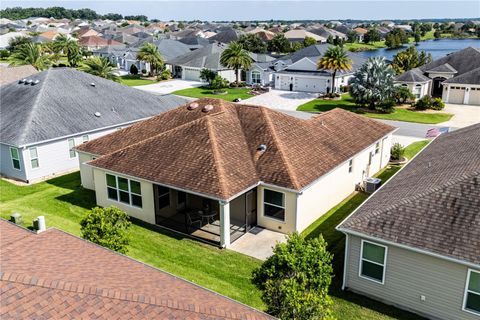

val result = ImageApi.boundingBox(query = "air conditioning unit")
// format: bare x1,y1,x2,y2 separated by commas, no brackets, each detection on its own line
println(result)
364,177,382,194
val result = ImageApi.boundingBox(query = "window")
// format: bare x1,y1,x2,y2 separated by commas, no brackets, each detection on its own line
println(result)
29,147,39,169
359,240,387,284
10,147,20,170
106,174,142,208
464,269,480,315
82,135,89,143
368,151,373,165
68,138,76,158
157,185,170,210
263,189,285,221
348,159,353,173
251,71,261,84
375,142,380,154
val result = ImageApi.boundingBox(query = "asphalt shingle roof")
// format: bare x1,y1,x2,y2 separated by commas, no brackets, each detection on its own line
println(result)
167,42,228,69
444,66,480,84
395,67,431,83
0,220,273,319
420,47,480,77
0,68,188,146
338,124,480,265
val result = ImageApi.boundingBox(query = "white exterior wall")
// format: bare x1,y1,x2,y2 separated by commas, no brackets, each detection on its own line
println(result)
396,82,430,100
296,134,392,232
217,69,237,83
257,184,298,234
93,168,157,225
0,143,27,181
79,152,97,190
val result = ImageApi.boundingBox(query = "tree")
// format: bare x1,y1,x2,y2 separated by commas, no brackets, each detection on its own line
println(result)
346,30,356,43
385,28,409,49
393,86,415,104
290,41,304,52
326,35,334,44
391,46,432,74
9,43,51,70
79,56,120,81
220,41,252,85
303,36,317,47
267,33,290,53
136,42,164,76
414,33,421,45
317,45,352,94
53,34,81,67
80,206,131,254
237,33,267,53
199,68,217,84
434,30,442,39
209,74,229,90
7,35,32,51
364,28,381,43
252,233,334,320
349,57,396,110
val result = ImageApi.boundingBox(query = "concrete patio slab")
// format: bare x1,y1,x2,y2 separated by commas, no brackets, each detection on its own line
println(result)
230,227,287,261
135,79,203,95
242,89,317,111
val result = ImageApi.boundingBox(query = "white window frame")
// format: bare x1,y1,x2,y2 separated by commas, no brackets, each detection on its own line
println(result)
82,135,89,143
9,147,21,171
375,142,380,154
68,138,76,158
359,239,388,285
348,159,353,173
29,147,39,169
251,70,261,84
263,188,286,222
463,269,480,316
106,174,142,208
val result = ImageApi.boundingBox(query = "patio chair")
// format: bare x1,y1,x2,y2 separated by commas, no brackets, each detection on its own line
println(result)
186,211,202,233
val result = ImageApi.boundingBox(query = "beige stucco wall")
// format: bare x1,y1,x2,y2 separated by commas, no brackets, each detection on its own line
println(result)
257,185,297,234
93,168,156,225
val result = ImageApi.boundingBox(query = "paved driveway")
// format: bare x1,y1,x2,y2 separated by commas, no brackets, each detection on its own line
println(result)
441,104,480,128
242,89,318,111
135,79,203,95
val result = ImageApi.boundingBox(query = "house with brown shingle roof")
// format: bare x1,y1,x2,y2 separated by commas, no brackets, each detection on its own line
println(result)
337,124,480,320
79,35,123,50
77,98,395,248
0,219,273,319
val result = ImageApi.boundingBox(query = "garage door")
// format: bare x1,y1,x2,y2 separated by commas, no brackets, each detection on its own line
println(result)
448,87,466,104
278,76,291,90
294,77,325,93
468,88,480,105
183,68,201,81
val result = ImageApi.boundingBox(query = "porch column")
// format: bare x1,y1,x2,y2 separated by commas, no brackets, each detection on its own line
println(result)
219,201,230,248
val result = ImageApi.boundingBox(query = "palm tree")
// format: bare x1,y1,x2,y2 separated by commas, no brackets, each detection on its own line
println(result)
53,34,81,67
317,46,352,94
349,57,396,110
220,41,253,86
136,43,164,76
9,43,51,70
78,56,120,82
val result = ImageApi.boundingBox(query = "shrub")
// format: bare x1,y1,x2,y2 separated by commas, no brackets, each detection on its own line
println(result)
0,49,10,59
413,95,432,110
230,81,246,87
390,143,405,161
199,68,217,84
394,86,415,104
80,206,132,254
209,75,229,90
157,69,171,81
375,99,395,113
430,97,445,110
129,64,138,75
252,233,334,320
141,68,147,75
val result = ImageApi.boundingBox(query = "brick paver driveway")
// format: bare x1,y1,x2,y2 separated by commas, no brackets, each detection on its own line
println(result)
242,89,318,111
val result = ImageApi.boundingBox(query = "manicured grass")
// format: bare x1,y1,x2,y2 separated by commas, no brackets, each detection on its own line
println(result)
403,140,430,159
297,94,454,124
344,41,386,52
120,75,157,86
172,86,254,102
0,173,264,310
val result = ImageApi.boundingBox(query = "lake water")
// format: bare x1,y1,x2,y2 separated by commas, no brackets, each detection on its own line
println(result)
356,38,480,60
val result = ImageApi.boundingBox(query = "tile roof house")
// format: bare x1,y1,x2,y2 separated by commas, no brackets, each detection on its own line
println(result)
0,65,38,86
395,47,480,105
0,68,187,183
77,98,395,247
284,29,327,43
0,219,273,319
337,123,480,320
79,35,123,50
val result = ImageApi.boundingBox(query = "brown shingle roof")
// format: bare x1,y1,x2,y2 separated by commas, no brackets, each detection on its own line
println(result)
0,219,273,319
338,124,480,265
77,98,395,200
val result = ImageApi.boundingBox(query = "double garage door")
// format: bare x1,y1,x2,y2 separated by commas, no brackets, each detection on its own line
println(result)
448,86,480,105
183,68,201,81
278,75,325,93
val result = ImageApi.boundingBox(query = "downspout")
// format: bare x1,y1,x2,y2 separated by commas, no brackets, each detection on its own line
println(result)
342,232,349,290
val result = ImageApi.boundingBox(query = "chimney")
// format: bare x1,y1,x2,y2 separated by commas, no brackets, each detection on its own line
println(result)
33,216,46,233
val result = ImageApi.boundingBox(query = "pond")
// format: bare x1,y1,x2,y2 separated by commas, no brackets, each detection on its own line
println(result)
356,38,480,60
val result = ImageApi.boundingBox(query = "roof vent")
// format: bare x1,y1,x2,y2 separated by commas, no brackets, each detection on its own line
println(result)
18,79,26,84
187,102,199,110
257,144,267,152
202,104,214,113
32,79,40,85
26,79,33,84
90,82,96,87
94,111,101,117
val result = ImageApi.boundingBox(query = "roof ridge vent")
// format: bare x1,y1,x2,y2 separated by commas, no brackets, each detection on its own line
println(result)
90,82,96,87
202,104,214,113
19,78,26,84
257,144,267,152
26,79,33,85
32,79,40,85
187,102,199,110
94,111,101,117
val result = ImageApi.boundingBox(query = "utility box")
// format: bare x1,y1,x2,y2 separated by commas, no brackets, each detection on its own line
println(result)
33,216,46,233
10,213,23,225
365,178,382,193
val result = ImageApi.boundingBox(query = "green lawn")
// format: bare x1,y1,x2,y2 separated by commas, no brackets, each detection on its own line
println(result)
344,41,386,52
120,75,157,86
297,94,453,124
404,140,430,159
172,86,254,102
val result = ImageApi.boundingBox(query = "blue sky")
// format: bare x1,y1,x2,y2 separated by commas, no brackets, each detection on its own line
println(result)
1,1,479,21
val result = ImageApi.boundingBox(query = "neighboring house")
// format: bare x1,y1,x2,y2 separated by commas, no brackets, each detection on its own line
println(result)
208,28,244,44
0,31,28,49
79,35,123,50
76,27,101,38
395,47,480,105
0,65,38,86
284,29,327,43
76,98,394,248
271,44,366,93
178,36,212,51
337,124,480,320
245,53,276,86
0,219,273,319
0,68,187,183
353,27,368,42
167,42,237,81
308,26,347,40
247,28,276,41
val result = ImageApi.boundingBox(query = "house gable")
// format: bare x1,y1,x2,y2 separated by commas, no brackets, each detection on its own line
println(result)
287,57,318,72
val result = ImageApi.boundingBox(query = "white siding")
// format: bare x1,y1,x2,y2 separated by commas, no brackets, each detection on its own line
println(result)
0,144,27,181
79,152,96,190
345,235,480,320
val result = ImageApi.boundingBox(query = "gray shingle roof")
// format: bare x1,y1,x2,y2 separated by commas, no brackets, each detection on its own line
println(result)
338,124,480,265
208,29,243,43
0,68,188,146
420,47,480,76
444,66,480,85
153,39,191,61
167,42,228,69
395,67,431,83
425,62,457,74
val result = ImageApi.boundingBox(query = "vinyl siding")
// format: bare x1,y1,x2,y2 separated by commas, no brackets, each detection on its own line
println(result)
0,143,27,181
345,235,480,320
